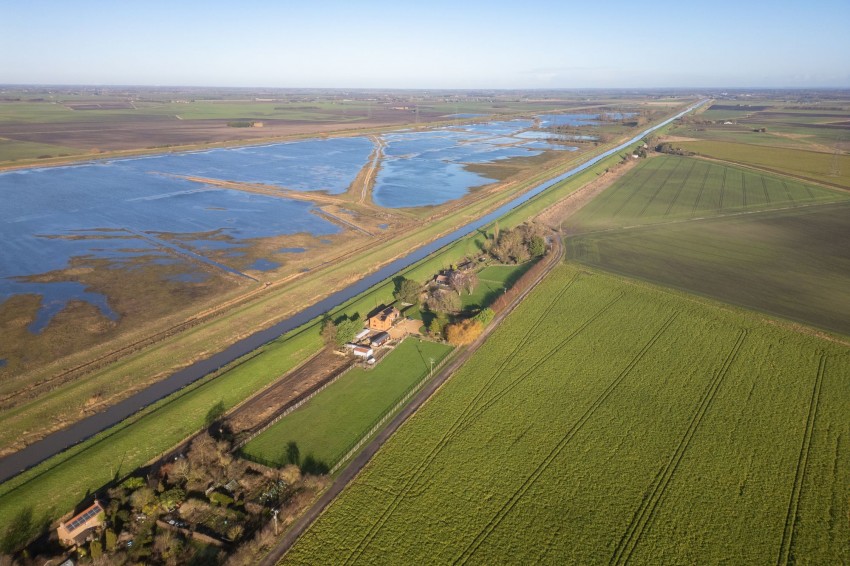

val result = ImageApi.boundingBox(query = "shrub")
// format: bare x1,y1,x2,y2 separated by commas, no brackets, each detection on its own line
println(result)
209,492,234,507
446,319,484,346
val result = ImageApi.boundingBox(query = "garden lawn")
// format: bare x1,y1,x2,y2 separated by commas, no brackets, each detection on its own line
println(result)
241,338,452,469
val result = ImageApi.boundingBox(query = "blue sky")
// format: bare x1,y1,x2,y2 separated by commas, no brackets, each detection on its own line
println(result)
1,0,848,88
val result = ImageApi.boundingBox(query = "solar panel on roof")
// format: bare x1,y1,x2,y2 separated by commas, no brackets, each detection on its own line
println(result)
65,505,102,532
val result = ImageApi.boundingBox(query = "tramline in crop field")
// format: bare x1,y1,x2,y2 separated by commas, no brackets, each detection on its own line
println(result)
570,155,845,232
283,265,850,565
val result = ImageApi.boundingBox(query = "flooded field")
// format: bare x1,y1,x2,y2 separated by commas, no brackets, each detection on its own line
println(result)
0,110,614,376
1,163,342,332
372,120,578,207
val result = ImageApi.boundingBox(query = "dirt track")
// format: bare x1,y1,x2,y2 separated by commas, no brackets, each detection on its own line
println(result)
227,350,351,435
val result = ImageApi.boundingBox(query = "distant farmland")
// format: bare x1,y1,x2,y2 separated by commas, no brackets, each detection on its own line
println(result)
569,155,846,232
283,265,850,564
676,141,850,189
570,202,850,336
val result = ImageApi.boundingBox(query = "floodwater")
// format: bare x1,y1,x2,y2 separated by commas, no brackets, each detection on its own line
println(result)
538,112,637,127
1,114,609,330
127,137,374,193
0,162,341,331
373,120,576,208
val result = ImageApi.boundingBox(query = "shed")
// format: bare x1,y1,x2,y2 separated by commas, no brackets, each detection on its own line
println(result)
354,328,370,341
352,346,373,359
370,332,390,348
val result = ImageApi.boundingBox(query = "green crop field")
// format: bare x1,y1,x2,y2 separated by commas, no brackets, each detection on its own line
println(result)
570,202,850,337
675,140,850,189
570,155,847,232
283,264,850,565
241,339,452,469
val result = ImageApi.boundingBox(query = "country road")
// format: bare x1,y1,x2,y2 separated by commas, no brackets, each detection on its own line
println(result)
257,237,564,566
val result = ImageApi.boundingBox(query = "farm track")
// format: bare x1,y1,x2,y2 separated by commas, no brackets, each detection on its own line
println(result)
762,175,772,205
341,265,582,564
637,158,685,218
609,328,748,566
663,159,697,217
611,159,667,217
260,238,568,566
776,353,827,566
690,161,713,215
454,312,680,565
782,180,795,204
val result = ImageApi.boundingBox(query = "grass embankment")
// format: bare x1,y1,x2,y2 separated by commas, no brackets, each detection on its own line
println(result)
283,264,850,565
0,229,477,532
241,339,453,469
569,154,847,233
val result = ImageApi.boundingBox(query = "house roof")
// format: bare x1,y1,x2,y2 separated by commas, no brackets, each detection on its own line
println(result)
58,500,104,544
63,501,103,534
369,306,399,322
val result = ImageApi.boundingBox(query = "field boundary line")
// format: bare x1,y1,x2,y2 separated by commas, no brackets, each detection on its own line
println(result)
402,290,625,499
610,328,748,566
339,241,568,565
328,348,454,474
453,312,680,565
453,292,625,435
776,352,827,566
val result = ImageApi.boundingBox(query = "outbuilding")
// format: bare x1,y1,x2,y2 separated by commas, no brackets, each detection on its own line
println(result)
352,345,373,359
370,332,390,348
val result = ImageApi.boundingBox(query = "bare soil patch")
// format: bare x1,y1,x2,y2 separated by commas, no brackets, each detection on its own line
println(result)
226,350,351,435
